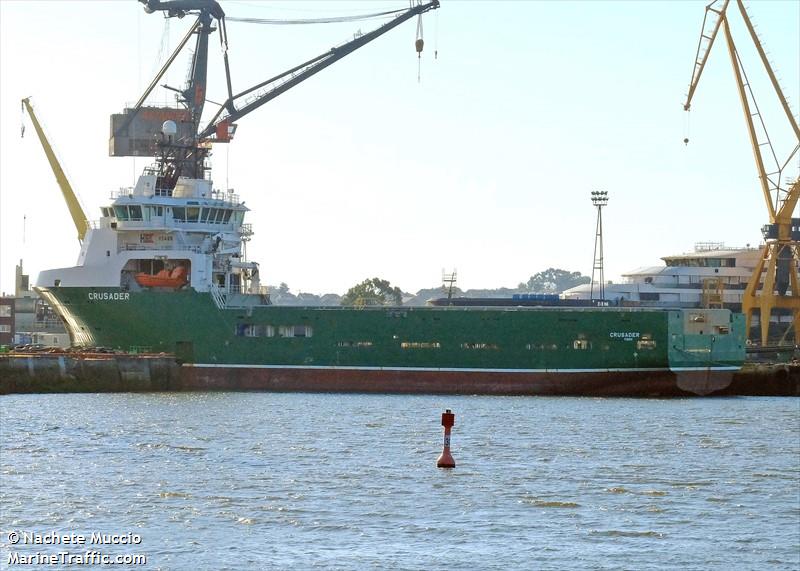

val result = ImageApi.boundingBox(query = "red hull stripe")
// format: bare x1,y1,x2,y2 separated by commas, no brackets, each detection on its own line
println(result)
179,365,737,396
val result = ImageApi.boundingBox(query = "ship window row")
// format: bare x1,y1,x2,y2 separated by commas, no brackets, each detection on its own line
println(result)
337,341,374,348
666,258,736,268
173,207,234,224
525,336,657,351
674,275,743,285
103,205,236,225
527,343,560,351
527,341,592,351
235,324,313,338
231,330,657,350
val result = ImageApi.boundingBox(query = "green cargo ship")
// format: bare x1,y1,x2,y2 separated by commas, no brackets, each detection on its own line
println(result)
33,0,745,395
37,286,745,396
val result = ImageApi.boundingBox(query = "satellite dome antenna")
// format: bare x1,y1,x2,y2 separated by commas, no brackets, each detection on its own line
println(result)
162,120,177,140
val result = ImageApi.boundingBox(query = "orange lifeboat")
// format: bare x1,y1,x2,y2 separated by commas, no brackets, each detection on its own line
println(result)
134,266,188,288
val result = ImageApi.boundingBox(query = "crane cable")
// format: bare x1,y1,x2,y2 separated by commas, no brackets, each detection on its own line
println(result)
415,15,424,82
226,8,407,26
434,8,439,60
684,109,691,146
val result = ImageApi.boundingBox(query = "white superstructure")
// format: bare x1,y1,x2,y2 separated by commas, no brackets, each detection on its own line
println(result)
37,166,267,307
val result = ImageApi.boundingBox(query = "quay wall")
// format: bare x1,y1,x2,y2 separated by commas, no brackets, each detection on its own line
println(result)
0,353,179,394
722,362,800,396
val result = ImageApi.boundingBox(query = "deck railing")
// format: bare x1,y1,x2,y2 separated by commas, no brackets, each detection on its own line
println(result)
121,244,202,253
209,284,227,309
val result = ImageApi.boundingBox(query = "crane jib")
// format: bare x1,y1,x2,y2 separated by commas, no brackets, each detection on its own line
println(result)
115,0,440,181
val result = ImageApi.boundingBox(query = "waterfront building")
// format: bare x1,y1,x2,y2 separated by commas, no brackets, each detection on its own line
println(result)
561,243,760,310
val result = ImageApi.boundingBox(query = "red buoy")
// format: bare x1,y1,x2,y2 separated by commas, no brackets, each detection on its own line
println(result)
437,409,456,468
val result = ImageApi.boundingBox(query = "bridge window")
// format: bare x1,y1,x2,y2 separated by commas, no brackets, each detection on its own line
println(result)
637,334,656,350
401,341,441,349
460,342,499,350
172,207,186,222
113,206,129,221
186,207,200,222
234,324,275,337
526,343,559,351
279,325,312,338
250,325,274,337
337,341,373,348
573,339,591,350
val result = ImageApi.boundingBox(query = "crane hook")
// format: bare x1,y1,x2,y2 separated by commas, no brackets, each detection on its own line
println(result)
415,14,424,82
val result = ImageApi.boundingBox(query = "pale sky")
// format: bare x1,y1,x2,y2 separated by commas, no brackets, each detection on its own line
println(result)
1,0,798,296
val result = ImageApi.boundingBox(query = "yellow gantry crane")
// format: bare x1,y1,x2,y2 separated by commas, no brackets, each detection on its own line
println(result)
684,0,800,346
21,97,89,242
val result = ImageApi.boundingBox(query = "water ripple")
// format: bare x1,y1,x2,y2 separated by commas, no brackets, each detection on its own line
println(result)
1,393,798,570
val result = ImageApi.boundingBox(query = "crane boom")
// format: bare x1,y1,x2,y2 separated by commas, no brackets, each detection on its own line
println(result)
198,0,440,141
734,1,800,142
683,0,798,224
684,0,729,112
122,0,440,180
21,98,88,242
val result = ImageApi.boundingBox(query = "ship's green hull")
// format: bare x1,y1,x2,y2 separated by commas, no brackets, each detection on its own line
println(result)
37,287,746,396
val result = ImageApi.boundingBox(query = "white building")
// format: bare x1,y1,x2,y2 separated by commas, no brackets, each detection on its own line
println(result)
10,260,70,348
562,243,761,309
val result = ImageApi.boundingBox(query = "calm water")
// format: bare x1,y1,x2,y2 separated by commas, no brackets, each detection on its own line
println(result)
1,393,798,570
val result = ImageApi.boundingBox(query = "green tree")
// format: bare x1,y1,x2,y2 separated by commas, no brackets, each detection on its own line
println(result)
341,277,403,307
519,268,590,293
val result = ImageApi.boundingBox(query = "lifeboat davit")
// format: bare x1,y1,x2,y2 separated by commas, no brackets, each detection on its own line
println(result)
134,266,188,288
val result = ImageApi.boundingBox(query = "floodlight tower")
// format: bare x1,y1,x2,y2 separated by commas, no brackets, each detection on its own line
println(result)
590,191,609,302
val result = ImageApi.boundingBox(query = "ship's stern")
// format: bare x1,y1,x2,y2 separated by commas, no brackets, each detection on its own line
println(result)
668,309,746,395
